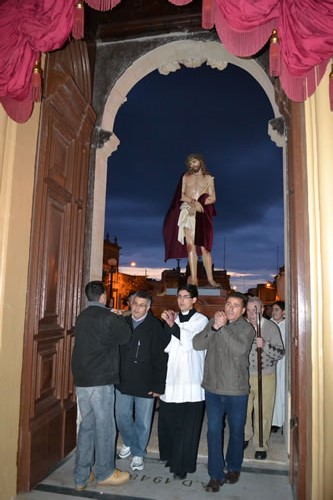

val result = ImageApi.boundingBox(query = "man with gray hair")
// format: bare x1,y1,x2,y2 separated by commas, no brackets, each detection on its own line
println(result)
115,290,167,472
245,296,285,460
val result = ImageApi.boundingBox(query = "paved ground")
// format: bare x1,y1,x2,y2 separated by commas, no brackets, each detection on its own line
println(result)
17,452,293,500
16,411,292,500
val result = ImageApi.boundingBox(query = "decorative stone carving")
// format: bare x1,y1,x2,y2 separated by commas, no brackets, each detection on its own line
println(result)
158,62,181,75
207,60,228,71
159,57,228,75
94,127,112,149
180,57,207,68
268,117,286,147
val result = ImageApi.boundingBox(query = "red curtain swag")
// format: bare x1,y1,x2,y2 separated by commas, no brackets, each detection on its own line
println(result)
1,0,333,123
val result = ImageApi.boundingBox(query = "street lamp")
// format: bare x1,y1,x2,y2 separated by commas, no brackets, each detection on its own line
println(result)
108,257,117,308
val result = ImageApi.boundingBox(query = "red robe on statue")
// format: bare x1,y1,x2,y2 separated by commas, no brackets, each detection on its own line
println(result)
163,176,216,262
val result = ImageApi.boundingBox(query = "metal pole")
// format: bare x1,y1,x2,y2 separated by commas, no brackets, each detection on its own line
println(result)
109,269,114,308
255,305,264,448
223,237,226,270
108,257,117,308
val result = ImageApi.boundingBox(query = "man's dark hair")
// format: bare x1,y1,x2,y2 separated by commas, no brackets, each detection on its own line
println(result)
228,291,248,308
177,283,198,299
273,300,285,310
85,281,105,302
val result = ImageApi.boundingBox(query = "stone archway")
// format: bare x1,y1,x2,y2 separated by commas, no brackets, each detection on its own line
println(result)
90,40,286,275
89,37,289,462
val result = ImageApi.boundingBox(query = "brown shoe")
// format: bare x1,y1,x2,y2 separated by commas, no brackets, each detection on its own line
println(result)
225,470,240,484
75,470,95,491
97,469,130,486
205,478,225,492
75,484,86,492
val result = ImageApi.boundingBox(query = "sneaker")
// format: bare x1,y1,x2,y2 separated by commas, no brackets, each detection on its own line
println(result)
118,444,131,459
131,456,144,471
97,469,130,486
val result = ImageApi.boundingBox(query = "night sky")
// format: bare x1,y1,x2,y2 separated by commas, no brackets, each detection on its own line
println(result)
104,63,284,292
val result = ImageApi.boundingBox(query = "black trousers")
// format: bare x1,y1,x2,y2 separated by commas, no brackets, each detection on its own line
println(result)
158,400,205,474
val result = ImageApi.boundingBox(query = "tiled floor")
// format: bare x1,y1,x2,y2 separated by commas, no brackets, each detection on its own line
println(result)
16,411,293,500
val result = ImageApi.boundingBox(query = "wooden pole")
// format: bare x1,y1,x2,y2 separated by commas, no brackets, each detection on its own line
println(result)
256,306,264,448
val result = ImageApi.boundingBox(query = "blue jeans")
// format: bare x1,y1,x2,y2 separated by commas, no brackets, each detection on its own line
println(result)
205,390,248,480
74,385,116,486
115,389,155,457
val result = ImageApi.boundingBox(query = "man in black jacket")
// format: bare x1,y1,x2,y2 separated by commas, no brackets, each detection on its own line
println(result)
71,281,131,491
115,290,167,472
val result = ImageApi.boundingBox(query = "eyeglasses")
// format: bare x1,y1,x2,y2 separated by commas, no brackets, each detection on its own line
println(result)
177,294,192,299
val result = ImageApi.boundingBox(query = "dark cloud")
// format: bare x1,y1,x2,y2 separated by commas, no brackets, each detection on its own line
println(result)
105,64,284,289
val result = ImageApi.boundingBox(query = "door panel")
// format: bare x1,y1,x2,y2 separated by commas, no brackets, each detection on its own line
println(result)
287,101,312,500
17,40,96,492
275,87,312,498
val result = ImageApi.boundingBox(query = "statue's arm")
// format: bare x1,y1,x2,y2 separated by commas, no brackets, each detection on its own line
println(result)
180,175,192,203
203,175,216,205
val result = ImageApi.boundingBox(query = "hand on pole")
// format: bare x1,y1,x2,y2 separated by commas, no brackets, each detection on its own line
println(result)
256,336,265,349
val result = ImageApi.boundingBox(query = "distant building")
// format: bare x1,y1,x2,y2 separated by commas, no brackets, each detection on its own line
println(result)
247,280,278,305
161,258,230,290
103,235,158,308
276,265,285,301
103,240,230,315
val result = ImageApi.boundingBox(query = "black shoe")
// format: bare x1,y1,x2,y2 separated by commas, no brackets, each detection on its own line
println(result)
271,425,280,433
243,440,249,449
173,472,187,480
254,451,267,460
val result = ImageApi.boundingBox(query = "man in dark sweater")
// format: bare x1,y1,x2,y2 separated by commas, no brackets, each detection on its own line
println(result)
71,281,131,491
115,290,167,472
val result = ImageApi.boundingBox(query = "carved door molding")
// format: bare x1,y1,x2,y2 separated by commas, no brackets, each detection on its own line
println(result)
17,40,96,491
275,85,312,498
288,102,312,499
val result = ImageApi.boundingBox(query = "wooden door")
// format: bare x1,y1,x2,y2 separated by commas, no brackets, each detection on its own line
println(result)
288,102,312,499
17,40,96,491
275,88,312,498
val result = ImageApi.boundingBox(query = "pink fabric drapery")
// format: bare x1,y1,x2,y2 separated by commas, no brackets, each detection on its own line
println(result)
0,0,76,123
85,0,121,11
169,0,193,5
1,0,333,123
213,0,333,102
169,0,333,102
